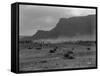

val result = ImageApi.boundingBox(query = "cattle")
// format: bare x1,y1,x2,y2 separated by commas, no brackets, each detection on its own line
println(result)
49,47,58,53
87,47,91,50
63,51,75,59
49,50,56,53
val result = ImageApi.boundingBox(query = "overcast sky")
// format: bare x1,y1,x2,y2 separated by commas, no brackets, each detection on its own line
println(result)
19,5,96,36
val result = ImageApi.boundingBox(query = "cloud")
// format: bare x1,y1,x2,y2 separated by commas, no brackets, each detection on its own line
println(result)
67,8,96,16
19,5,96,36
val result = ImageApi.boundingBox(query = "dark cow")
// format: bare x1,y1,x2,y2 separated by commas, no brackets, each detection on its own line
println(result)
87,47,91,50
63,51,75,59
49,50,56,53
49,47,58,53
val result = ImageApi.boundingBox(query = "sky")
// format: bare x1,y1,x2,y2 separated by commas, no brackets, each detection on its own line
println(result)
19,5,96,36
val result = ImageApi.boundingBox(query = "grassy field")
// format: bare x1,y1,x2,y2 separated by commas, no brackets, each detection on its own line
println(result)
19,41,96,71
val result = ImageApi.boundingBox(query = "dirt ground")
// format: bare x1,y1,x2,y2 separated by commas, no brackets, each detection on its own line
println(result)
19,42,96,71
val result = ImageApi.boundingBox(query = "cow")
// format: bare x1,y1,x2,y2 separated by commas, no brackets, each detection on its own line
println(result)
63,51,75,59
87,47,91,50
49,47,58,53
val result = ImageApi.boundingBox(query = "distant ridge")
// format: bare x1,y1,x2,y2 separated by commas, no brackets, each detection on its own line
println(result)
20,15,96,41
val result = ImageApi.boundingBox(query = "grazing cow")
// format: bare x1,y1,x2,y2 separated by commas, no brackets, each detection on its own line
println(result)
49,47,58,53
87,47,91,50
49,50,55,53
63,51,75,59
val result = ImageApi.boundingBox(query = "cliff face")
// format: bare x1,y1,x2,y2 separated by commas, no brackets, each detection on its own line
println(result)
31,15,96,40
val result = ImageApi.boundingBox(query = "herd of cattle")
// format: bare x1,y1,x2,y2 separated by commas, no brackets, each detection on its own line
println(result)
26,44,91,60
